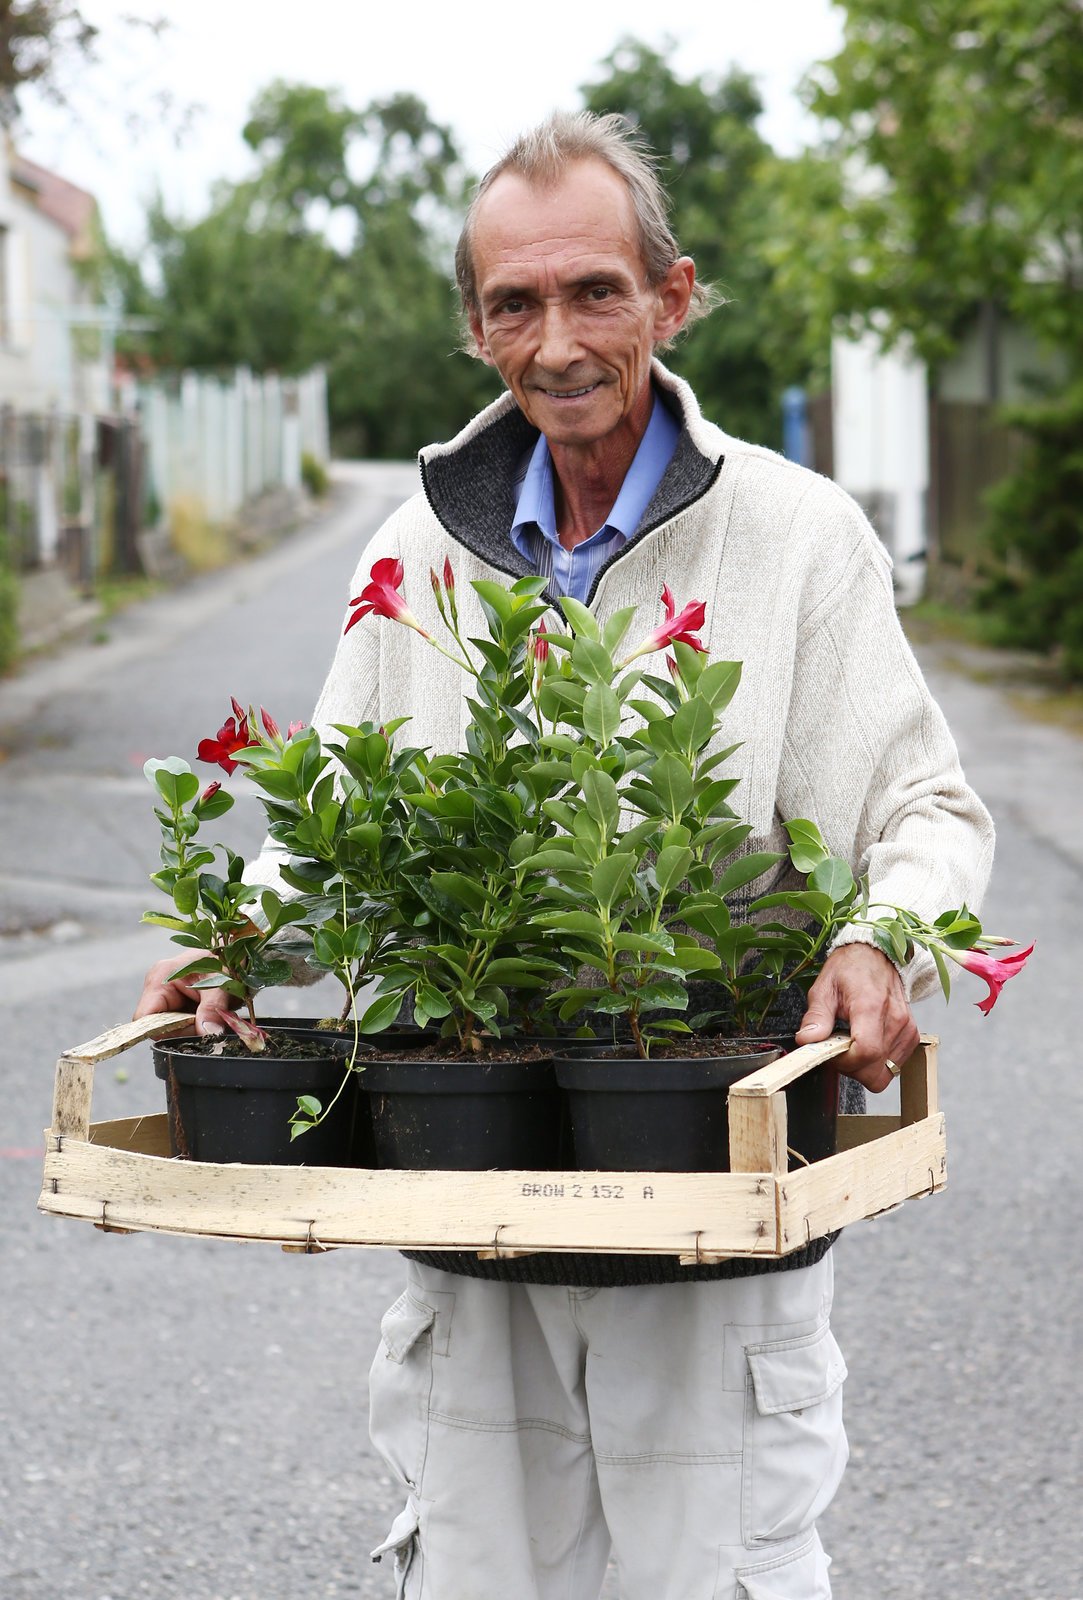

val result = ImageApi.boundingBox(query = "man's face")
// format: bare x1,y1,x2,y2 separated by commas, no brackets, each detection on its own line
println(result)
467,160,693,456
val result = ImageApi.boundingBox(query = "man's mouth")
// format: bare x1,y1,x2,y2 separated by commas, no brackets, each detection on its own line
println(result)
541,383,599,399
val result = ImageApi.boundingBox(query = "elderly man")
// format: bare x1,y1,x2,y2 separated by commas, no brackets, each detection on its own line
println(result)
137,112,993,1599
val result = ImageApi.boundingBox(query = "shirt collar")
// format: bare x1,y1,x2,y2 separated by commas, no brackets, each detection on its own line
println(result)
510,390,681,548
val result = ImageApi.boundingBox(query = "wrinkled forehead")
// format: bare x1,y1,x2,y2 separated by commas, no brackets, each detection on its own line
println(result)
470,159,646,286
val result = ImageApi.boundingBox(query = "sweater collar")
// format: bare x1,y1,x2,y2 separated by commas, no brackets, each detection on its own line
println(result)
418,361,724,600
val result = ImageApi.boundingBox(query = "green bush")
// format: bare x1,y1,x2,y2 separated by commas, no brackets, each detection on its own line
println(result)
0,532,19,674
979,381,1083,680
300,451,329,498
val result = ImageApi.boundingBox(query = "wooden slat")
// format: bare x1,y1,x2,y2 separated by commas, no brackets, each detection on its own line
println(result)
88,1114,172,1158
901,1039,939,1124
63,1014,195,1063
728,1036,853,1098
777,1115,947,1251
729,1092,788,1175
51,1058,95,1141
836,1114,900,1153
39,1138,780,1257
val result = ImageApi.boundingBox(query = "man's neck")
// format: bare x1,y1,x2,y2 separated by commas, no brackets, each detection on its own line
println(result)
549,388,653,550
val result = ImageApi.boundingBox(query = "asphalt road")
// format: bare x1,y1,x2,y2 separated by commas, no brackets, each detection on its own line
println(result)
1,465,1080,1600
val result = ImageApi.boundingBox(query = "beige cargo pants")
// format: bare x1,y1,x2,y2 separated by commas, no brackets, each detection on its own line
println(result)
369,1253,846,1600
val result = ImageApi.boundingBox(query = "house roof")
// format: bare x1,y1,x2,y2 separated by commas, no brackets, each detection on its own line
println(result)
10,153,99,258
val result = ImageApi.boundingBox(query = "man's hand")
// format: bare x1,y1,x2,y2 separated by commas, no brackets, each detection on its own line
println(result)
133,956,236,1037
794,943,919,1094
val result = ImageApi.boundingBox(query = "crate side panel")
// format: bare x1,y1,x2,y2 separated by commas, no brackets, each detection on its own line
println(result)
779,1115,947,1250
39,1142,779,1255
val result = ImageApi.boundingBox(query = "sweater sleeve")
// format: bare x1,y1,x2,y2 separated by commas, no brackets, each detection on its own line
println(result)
778,512,995,1000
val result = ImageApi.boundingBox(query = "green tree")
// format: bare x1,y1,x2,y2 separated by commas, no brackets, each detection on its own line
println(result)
783,1,1083,673
783,0,1083,369
123,83,497,457
582,38,818,445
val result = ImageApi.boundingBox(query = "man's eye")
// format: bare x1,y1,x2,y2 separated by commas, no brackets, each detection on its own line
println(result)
500,299,526,315
586,286,612,302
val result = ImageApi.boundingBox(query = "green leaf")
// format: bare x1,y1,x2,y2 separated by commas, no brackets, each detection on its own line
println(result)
696,660,743,711
358,991,405,1034
582,767,620,836
416,983,452,1019
430,872,490,914
471,580,514,622
671,695,716,754
172,875,200,915
601,606,637,656
713,852,784,897
582,683,622,746
147,760,200,809
571,636,615,688
809,856,855,905
590,853,635,910
653,845,694,897
785,818,828,873
636,980,688,1011
651,753,695,819
560,596,600,639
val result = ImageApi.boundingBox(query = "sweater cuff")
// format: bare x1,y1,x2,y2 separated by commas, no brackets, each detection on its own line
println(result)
828,922,935,1002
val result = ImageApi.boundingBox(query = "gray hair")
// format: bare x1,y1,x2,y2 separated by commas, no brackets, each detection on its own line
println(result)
455,110,719,352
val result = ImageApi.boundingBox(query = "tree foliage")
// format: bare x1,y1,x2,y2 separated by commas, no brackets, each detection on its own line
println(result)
782,0,1083,369
0,1,96,118
123,83,498,457
582,39,816,445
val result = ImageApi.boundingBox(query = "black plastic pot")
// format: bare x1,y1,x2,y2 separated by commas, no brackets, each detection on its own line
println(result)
362,1055,562,1171
554,1044,839,1173
152,1031,368,1166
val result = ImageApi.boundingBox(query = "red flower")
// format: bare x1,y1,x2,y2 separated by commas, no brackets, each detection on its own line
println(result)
344,557,431,639
260,707,280,740
442,555,455,592
657,584,707,652
956,942,1034,1015
619,585,708,665
197,709,257,774
200,781,221,803
530,618,549,666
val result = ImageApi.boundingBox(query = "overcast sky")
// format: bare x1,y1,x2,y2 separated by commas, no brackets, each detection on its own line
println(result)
16,0,845,250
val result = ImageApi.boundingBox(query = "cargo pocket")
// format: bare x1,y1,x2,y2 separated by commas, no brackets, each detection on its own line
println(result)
735,1535,832,1599
369,1291,439,1496
742,1323,848,1546
371,1495,421,1599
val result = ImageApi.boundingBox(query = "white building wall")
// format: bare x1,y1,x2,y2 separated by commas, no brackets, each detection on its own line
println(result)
832,331,929,603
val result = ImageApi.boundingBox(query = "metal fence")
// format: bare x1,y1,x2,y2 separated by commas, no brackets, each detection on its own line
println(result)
0,405,145,581
134,367,329,526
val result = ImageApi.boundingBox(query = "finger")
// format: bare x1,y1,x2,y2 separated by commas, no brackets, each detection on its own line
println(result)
195,988,237,1037
794,984,840,1044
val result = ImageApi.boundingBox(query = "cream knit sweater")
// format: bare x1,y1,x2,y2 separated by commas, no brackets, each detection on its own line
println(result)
291,362,993,1002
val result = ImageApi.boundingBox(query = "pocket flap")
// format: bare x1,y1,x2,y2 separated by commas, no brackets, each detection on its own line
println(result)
370,1496,420,1563
746,1324,847,1416
380,1293,437,1364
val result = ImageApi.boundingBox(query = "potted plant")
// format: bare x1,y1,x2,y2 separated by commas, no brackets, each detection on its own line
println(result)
512,594,1030,1171
141,722,360,1166
337,561,576,1169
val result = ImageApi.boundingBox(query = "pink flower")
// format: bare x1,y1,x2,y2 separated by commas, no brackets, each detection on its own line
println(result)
956,942,1034,1015
344,557,431,639
260,707,281,740
197,708,257,774
530,619,549,666
657,585,707,652
618,585,708,665
442,556,455,591
286,720,306,739
200,781,221,803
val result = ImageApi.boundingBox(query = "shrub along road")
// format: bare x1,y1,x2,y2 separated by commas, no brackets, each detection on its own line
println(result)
1,466,1079,1600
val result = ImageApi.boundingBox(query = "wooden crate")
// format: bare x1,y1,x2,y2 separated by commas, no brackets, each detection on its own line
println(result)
39,1019,946,1263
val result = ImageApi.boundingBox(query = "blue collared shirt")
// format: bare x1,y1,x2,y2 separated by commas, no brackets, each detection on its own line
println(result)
510,393,680,602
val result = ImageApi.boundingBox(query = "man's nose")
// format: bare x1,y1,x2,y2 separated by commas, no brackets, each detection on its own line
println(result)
536,304,585,371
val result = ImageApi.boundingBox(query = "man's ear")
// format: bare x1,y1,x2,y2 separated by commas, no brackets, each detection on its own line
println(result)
652,257,696,344
469,308,497,367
